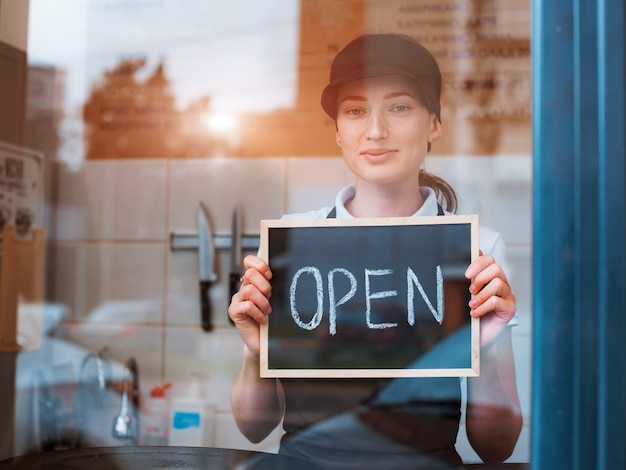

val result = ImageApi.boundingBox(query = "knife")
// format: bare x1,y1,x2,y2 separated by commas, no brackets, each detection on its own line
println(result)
229,204,243,303
197,202,217,332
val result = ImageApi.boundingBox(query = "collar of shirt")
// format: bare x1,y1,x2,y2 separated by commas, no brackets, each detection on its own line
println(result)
333,185,440,219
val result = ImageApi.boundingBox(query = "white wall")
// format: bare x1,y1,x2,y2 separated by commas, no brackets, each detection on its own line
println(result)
39,154,533,462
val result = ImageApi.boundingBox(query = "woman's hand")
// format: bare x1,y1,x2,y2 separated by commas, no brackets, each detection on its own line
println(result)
228,255,273,357
465,251,516,347
229,257,284,443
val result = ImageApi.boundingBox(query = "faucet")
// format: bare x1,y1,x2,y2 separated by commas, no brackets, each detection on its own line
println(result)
112,357,140,445
73,347,111,448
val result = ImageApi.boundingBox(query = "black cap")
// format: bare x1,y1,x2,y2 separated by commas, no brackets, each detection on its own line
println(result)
320,33,442,121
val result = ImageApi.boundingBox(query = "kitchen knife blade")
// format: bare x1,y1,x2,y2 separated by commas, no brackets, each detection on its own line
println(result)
229,204,243,301
198,202,217,332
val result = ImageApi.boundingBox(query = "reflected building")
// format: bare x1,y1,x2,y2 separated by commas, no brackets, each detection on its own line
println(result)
25,64,65,159
79,1,363,160
75,0,529,160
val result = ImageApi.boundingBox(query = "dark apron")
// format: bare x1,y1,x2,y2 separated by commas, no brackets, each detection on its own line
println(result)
279,202,462,466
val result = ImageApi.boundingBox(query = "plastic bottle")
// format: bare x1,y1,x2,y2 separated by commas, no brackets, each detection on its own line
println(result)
140,382,171,446
168,376,213,447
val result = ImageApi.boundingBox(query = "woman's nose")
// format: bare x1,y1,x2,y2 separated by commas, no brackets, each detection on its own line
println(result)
365,112,388,140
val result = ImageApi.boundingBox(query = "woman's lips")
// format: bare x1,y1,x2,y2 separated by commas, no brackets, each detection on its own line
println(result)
361,148,396,162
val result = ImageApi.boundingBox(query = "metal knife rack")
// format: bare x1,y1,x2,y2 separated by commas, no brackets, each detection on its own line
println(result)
169,232,260,253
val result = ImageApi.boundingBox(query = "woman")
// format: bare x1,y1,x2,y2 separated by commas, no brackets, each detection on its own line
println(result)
228,33,522,468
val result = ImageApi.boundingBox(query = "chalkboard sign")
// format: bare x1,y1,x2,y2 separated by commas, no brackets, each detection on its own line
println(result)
259,215,479,378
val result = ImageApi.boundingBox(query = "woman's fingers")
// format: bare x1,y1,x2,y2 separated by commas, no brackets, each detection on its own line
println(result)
466,254,497,288
470,290,516,319
237,284,272,319
465,255,516,320
239,268,272,301
228,255,274,336
465,254,517,347
243,255,272,280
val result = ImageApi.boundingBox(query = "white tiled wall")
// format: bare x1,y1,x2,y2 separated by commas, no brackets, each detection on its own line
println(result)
40,154,532,461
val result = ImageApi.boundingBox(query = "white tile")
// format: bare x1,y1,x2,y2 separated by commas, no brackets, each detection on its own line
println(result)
162,327,252,441
162,327,214,384
54,160,167,240
507,244,533,335
166,248,201,326
54,323,163,382
423,155,487,214
424,155,532,244
168,158,286,235
49,242,166,322
167,243,246,328
167,159,286,330
512,334,533,421
285,157,355,214
492,184,533,245
163,327,243,390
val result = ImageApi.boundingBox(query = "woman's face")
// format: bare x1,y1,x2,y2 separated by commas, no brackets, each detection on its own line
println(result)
335,74,441,188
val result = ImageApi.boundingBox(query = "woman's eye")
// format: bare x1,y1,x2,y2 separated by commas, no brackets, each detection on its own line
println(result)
344,108,364,116
393,105,410,112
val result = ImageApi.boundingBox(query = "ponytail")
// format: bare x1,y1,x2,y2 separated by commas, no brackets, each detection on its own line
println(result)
419,169,458,214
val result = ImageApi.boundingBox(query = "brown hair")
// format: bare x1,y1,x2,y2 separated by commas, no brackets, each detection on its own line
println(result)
419,169,458,213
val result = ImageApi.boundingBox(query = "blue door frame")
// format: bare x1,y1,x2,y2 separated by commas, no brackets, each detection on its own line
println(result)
531,0,625,468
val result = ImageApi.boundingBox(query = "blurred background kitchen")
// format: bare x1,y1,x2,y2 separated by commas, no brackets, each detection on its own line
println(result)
0,0,532,463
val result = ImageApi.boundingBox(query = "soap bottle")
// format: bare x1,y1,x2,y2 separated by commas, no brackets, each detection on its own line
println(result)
141,382,171,446
168,376,213,447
